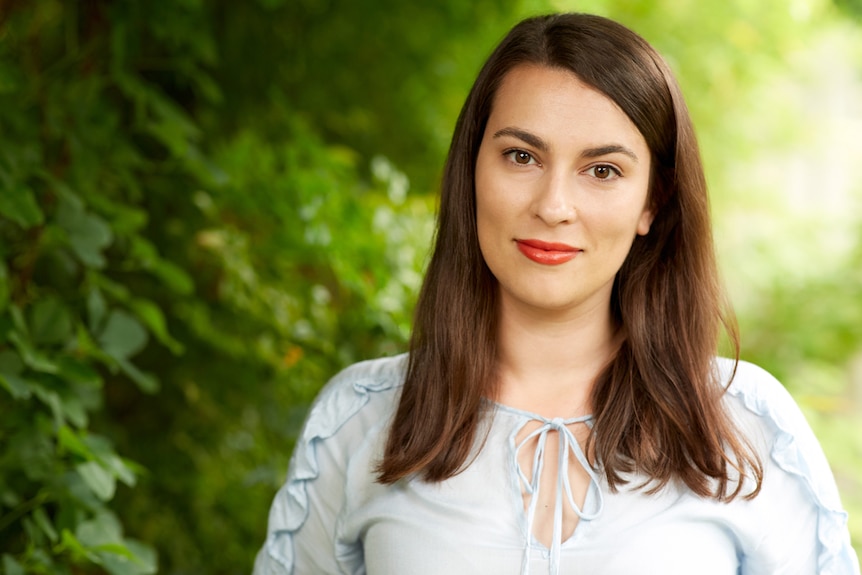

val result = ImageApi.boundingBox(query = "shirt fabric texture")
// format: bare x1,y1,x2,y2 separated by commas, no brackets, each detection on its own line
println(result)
253,354,860,575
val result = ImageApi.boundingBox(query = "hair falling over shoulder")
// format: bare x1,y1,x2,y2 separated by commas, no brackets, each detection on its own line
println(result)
376,13,763,500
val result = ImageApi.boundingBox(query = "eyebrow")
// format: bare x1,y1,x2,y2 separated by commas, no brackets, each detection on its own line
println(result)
492,127,640,163
493,127,549,152
580,144,639,163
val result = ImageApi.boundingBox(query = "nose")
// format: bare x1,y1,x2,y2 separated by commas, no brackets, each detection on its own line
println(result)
532,170,576,226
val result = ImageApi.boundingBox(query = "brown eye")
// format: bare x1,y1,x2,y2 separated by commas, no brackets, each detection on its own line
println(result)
505,149,536,166
587,164,621,180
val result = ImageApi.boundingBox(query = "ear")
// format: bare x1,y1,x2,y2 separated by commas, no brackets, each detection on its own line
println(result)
636,207,655,236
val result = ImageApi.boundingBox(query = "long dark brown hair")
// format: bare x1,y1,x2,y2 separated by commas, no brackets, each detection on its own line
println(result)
377,13,762,500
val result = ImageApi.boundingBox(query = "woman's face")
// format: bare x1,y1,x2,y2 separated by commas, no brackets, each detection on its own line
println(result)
474,64,654,318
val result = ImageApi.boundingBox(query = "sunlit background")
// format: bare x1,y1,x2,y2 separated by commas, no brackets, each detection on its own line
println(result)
1,0,860,573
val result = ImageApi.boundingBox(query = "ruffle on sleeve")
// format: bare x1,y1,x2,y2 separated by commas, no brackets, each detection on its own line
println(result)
258,355,407,574
723,360,860,575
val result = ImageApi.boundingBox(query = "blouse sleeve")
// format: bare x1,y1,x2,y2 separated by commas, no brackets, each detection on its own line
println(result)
726,360,860,575
252,356,406,575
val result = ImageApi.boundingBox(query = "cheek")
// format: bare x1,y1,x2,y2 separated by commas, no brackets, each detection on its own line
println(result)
474,171,494,249
584,200,651,251
475,191,502,256
474,170,516,270
474,160,507,227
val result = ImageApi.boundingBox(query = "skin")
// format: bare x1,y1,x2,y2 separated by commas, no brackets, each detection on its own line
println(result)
474,64,654,547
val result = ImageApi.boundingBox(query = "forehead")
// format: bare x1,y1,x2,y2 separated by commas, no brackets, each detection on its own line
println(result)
487,64,647,151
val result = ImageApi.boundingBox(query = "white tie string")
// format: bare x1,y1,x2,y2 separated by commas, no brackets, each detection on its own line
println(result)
515,415,604,575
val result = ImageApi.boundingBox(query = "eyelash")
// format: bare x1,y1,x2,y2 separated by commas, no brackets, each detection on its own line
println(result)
502,149,622,181
503,149,537,166
585,165,622,181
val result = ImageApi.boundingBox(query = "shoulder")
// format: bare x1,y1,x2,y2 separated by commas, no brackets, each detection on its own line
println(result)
714,357,858,574
715,357,838,507
715,357,834,496
715,358,832,482
715,358,807,429
287,351,408,519
255,354,407,574
306,353,407,499
295,353,407,461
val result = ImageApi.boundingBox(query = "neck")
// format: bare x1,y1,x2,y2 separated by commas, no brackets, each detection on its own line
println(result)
494,295,619,418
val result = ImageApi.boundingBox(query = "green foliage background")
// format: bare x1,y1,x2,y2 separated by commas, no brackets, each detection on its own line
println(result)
1,0,860,573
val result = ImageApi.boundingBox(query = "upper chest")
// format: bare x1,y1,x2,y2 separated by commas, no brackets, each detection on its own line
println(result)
341,412,756,575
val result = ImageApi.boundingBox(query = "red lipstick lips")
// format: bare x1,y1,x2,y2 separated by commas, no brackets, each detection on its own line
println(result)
516,239,580,265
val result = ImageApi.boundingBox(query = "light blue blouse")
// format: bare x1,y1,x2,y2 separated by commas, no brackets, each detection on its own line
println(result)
253,354,860,575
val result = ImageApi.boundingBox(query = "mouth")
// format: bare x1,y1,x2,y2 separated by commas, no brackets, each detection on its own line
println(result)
515,239,581,265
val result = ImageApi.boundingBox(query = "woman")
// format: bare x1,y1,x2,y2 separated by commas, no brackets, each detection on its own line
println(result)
254,13,858,575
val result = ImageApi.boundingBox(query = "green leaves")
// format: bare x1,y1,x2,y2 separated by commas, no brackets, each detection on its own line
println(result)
2,555,25,575
0,5,191,570
55,193,114,269
0,262,9,314
97,310,158,392
8,330,59,374
0,349,30,399
73,512,157,575
30,297,74,346
32,508,59,544
77,462,116,501
0,370,31,400
98,311,148,361
128,298,183,354
0,187,43,228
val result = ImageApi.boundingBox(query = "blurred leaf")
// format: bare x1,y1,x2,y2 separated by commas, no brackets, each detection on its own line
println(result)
88,287,108,333
77,462,117,501
73,511,157,573
55,194,113,269
103,455,137,488
93,274,132,303
98,540,157,575
29,296,74,345
151,259,195,295
0,186,44,228
56,355,102,387
0,346,24,373
116,357,159,393
129,298,183,354
834,0,862,20
80,433,139,486
87,194,148,236
8,330,59,373
1,554,24,575
58,529,98,562
58,425,96,460
31,384,64,427
98,310,148,360
0,262,9,313
129,237,194,295
9,304,28,337
0,371,31,399
32,507,58,543
58,391,88,428
0,348,31,399
76,512,123,547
